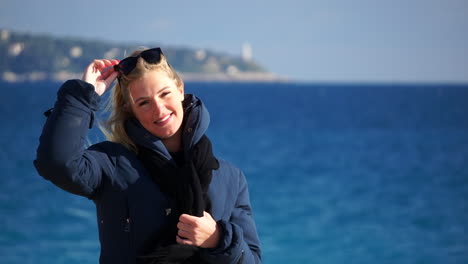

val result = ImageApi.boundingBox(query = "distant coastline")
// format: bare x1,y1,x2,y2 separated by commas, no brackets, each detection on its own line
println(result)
0,70,288,83
0,29,288,83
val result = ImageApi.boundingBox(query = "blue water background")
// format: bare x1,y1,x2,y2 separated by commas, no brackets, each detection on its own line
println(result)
1,81,467,263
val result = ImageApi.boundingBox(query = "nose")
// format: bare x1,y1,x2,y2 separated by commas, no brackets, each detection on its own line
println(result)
151,96,165,117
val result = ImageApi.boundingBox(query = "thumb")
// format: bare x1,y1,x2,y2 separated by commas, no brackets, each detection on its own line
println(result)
204,211,214,220
104,71,119,87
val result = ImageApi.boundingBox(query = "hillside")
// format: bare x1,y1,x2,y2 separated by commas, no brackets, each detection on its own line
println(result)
0,29,285,82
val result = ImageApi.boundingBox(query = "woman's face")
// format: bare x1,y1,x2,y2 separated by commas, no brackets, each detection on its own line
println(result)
128,70,184,149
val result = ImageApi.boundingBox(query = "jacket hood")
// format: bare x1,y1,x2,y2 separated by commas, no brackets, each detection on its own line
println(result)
125,94,210,160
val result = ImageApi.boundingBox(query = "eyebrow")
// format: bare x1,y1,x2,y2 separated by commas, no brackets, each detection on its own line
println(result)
134,86,171,104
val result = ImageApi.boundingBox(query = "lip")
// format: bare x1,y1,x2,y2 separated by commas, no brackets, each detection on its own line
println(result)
154,113,173,126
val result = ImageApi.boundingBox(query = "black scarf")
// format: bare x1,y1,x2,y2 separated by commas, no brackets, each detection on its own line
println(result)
137,134,219,264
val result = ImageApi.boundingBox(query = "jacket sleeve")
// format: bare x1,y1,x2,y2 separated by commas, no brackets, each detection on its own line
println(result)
201,170,262,264
34,79,106,198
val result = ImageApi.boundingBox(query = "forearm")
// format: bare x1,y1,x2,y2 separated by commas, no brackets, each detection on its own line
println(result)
34,79,102,197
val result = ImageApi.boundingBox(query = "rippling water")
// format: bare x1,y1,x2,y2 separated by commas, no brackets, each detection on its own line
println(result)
1,81,467,263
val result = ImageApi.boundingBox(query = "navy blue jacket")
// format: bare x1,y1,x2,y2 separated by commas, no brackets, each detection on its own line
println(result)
34,80,261,264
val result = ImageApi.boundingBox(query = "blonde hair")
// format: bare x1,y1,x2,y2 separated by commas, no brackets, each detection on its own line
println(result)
101,48,184,152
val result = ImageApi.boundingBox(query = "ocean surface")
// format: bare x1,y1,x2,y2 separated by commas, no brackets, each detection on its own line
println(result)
1,81,467,263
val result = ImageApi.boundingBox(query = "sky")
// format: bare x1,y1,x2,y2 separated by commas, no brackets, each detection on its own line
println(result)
1,0,467,83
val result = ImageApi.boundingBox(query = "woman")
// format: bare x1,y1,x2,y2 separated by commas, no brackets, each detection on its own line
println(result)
34,47,261,263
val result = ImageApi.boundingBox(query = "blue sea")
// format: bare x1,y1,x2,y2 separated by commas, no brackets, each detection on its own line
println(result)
1,81,468,263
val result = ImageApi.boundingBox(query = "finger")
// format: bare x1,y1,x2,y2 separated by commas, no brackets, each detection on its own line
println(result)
177,221,192,231
177,229,192,239
179,214,200,225
92,60,108,73
94,59,106,68
100,61,114,73
101,65,116,77
203,211,214,220
102,59,114,67
103,71,119,87
101,60,120,74
100,69,111,81
95,59,117,71
104,59,120,67
176,235,194,246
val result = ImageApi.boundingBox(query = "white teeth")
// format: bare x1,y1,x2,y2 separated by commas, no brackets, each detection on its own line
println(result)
156,114,171,123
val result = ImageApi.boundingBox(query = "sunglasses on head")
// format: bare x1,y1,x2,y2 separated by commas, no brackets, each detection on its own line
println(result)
114,47,163,76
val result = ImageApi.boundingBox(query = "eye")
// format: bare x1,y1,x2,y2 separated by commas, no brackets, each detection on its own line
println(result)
138,100,148,107
161,91,171,97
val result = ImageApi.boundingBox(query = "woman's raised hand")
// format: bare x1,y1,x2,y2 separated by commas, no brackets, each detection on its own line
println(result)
82,59,120,96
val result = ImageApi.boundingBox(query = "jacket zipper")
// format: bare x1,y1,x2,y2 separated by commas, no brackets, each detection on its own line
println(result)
124,217,131,232
124,198,133,263
237,250,245,264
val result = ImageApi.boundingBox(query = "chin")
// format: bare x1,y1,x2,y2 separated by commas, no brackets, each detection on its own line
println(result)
154,129,178,140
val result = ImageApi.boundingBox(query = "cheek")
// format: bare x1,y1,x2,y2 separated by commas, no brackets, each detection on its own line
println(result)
132,108,151,124
174,100,184,115
176,88,184,102
143,113,155,124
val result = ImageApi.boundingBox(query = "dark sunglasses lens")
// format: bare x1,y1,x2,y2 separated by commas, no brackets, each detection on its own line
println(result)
118,58,137,75
116,48,163,76
141,48,162,64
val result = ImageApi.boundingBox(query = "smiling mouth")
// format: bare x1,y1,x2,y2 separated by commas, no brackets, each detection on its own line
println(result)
154,113,172,125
